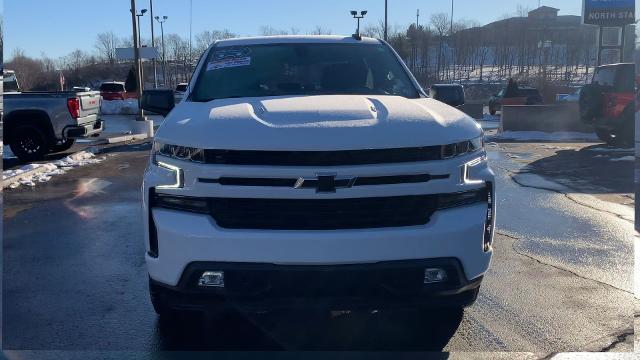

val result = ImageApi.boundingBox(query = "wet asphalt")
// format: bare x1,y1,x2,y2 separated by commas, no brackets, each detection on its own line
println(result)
1,140,635,354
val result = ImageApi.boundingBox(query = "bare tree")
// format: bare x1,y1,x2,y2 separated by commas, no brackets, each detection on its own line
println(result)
95,32,120,65
260,26,289,36
195,29,236,54
430,13,449,80
309,26,332,35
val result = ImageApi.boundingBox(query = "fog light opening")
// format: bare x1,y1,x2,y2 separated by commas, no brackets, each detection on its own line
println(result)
424,268,448,284
198,271,225,288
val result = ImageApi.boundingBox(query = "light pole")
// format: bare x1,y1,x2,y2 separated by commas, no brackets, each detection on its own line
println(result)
450,0,454,34
384,0,388,41
150,0,157,88
350,10,367,39
130,0,144,121
136,9,148,47
155,16,168,87
136,9,148,94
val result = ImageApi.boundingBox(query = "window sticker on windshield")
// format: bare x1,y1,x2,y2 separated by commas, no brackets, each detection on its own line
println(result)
213,48,251,60
207,57,251,71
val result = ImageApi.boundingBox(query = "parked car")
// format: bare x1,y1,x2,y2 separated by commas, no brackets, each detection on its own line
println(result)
580,63,636,146
429,84,465,108
174,83,188,103
140,36,495,318
4,72,103,161
488,87,544,115
100,82,137,101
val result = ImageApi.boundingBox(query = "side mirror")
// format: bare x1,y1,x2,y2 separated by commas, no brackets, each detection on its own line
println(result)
141,89,175,116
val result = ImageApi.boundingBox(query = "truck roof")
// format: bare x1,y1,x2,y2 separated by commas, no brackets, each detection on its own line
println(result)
215,35,381,48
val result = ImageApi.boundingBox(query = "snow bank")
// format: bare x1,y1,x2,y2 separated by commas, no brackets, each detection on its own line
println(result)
3,150,106,189
101,99,139,115
491,131,598,142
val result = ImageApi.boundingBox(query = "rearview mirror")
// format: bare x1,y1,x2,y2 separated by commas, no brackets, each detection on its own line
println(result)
141,89,175,116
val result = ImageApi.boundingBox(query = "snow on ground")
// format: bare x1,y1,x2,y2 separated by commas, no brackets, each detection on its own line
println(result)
609,156,635,162
490,131,598,142
3,151,106,189
101,99,139,115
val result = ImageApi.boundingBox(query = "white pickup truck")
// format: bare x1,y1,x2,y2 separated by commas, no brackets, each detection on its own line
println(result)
141,36,495,317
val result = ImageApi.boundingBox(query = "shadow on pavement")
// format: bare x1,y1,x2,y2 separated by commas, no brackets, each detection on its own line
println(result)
524,144,633,194
153,307,463,351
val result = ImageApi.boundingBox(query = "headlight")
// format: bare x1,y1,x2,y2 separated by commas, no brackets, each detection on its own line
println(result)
441,136,484,159
153,142,205,163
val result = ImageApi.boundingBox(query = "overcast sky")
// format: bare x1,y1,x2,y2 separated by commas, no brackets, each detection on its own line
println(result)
4,0,596,59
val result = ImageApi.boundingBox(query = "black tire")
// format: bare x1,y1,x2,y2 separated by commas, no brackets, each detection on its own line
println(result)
9,125,50,162
579,83,603,123
50,139,76,153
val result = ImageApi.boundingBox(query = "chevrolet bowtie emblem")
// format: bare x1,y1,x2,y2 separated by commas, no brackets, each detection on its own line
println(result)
294,173,357,193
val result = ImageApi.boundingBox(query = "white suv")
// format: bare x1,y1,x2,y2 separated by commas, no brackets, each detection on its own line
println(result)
141,35,495,316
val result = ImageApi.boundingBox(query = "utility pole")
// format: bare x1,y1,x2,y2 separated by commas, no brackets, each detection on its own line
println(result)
416,9,420,28
130,0,144,121
150,0,157,88
384,0,388,41
189,0,193,82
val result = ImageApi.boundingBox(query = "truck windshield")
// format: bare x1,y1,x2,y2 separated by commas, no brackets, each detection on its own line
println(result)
100,83,125,92
191,43,420,102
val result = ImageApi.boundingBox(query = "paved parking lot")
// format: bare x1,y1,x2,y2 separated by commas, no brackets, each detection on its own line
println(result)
2,135,635,354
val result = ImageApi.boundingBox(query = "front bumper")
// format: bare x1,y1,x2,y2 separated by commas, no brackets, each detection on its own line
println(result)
150,259,483,312
143,152,496,291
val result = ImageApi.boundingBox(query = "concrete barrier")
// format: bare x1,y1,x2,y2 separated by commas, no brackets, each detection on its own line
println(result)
500,104,594,133
458,103,484,119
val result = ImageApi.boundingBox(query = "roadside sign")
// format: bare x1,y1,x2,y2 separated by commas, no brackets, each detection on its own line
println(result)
116,47,159,60
583,0,635,26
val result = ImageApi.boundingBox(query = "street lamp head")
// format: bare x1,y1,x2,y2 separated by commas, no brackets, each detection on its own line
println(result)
141,9,148,14
351,11,357,16
361,11,367,16
155,16,159,20
163,16,168,20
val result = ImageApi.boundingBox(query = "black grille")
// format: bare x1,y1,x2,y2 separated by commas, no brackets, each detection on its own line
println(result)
204,147,443,166
209,196,438,230
223,267,428,298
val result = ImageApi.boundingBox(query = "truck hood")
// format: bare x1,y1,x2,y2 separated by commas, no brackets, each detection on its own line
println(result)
156,95,482,151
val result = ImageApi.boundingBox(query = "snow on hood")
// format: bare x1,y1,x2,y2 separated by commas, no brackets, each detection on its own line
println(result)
155,95,482,151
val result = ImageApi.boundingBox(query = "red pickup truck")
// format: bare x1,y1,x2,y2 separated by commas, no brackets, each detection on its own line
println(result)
99,82,138,101
580,63,636,146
